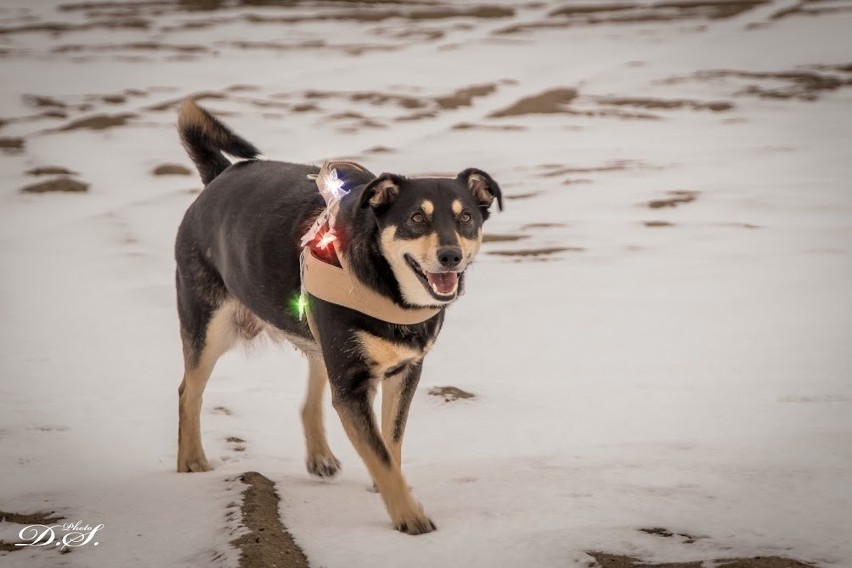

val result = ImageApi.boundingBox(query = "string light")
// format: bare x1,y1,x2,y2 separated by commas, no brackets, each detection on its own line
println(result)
317,230,337,249
299,168,348,247
291,293,307,320
324,168,346,200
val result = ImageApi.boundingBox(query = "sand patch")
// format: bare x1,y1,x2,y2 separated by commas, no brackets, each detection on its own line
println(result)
229,472,309,568
522,222,567,229
489,88,577,117
496,0,767,34
489,247,582,257
428,386,475,402
644,220,676,227
772,1,852,19
0,510,66,551
504,191,542,200
366,145,394,153
663,67,852,101
56,113,136,131
452,122,526,131
434,83,498,110
0,137,25,153
0,18,149,36
596,96,733,111
482,234,529,243
152,164,192,176
26,166,78,176
21,177,89,194
53,42,208,55
586,551,814,568
646,190,699,208
23,94,67,109
213,405,233,416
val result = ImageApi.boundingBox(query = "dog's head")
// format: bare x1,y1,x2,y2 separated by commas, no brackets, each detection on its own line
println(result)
358,168,502,308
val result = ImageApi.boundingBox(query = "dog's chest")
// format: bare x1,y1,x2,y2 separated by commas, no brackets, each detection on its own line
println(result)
355,331,433,377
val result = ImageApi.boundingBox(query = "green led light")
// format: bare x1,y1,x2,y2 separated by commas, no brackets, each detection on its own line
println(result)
290,293,307,320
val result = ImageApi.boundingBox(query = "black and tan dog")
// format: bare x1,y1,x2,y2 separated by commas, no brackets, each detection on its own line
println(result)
174,100,502,535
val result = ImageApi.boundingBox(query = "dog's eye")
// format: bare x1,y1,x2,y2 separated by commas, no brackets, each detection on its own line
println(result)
460,212,473,223
410,212,425,224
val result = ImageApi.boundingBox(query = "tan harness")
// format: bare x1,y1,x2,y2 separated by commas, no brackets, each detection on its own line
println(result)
299,161,441,326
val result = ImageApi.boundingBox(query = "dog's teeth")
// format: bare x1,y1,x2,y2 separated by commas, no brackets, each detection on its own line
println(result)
431,282,439,294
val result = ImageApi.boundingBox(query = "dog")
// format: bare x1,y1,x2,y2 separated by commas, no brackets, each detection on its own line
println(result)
174,100,502,535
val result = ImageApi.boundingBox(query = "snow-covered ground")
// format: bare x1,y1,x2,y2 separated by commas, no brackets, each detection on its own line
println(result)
1,1,851,566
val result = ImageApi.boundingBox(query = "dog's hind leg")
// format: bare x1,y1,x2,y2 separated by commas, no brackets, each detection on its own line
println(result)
332,378,435,535
381,363,422,468
177,300,237,473
301,354,341,478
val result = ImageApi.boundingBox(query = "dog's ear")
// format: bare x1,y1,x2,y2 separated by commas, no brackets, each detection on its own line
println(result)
458,168,503,214
359,173,404,209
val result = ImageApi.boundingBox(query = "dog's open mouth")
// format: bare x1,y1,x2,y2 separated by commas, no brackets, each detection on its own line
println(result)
405,254,461,300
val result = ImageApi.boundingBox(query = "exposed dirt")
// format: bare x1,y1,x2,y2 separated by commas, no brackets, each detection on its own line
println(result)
644,220,676,227
496,0,766,34
365,145,394,153
56,113,136,131
230,471,309,568
0,510,66,551
428,386,475,401
489,88,578,117
586,551,815,568
26,166,78,176
0,18,150,36
665,68,852,101
489,247,583,257
452,122,526,131
152,163,192,176
504,191,542,200
20,177,89,194
226,436,246,452
434,83,498,110
0,510,65,524
0,137,25,153
242,6,515,25
539,159,651,177
482,233,529,243
638,527,701,543
596,96,733,111
53,41,209,54
23,94,67,108
522,222,567,229
646,190,699,208
772,1,852,19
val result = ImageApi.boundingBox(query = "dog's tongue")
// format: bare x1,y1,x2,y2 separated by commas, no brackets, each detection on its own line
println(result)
426,271,458,295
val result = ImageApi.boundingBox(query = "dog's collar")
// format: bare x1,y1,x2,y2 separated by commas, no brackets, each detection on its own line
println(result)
301,246,441,325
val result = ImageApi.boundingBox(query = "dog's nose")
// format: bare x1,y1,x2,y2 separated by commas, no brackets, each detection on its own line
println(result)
437,246,463,269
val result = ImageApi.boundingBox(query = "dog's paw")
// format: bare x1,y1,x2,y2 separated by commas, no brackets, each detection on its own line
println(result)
306,453,341,478
395,515,436,536
391,500,436,536
177,457,211,473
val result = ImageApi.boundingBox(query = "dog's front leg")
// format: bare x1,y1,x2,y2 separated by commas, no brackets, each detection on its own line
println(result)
331,372,435,535
381,362,422,468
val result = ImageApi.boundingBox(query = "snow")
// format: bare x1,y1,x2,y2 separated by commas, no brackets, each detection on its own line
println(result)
1,0,851,566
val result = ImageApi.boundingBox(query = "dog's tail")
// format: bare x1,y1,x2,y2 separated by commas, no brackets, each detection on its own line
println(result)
177,99,260,185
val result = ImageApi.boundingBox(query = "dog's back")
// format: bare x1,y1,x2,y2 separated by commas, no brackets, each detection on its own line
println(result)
176,100,326,326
